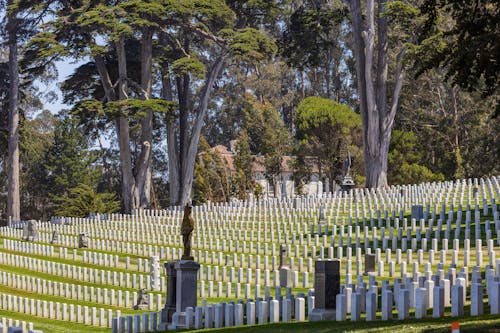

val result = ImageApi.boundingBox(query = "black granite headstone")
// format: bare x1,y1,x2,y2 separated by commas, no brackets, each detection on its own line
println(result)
161,261,177,323
314,260,340,310
364,254,376,274
411,205,424,221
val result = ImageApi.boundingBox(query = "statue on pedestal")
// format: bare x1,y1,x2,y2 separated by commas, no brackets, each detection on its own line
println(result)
159,204,200,331
341,148,355,191
181,204,194,260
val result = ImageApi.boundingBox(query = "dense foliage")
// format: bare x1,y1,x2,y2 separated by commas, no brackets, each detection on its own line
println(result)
0,0,498,220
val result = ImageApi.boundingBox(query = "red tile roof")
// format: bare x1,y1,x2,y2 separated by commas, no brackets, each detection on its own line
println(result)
207,145,318,174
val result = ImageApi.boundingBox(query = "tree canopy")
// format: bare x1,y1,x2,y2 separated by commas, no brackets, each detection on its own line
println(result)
0,0,498,219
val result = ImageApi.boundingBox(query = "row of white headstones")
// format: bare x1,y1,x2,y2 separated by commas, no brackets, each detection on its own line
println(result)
0,178,498,330
0,317,40,333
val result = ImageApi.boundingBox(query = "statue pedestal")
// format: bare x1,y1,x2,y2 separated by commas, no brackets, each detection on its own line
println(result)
309,308,337,321
159,260,199,331
341,175,355,192
175,260,200,312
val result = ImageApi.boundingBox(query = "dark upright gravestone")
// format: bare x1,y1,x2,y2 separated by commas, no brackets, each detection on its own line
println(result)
309,260,340,321
160,261,177,325
364,254,376,275
411,205,424,221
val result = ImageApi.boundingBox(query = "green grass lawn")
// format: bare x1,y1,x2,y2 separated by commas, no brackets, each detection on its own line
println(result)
0,195,498,333
189,313,500,333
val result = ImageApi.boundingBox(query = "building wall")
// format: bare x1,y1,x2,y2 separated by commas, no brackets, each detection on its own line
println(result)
253,172,325,197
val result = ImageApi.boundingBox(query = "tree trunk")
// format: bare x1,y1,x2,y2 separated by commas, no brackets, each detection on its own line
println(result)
347,0,405,188
115,37,138,213
161,71,180,206
177,56,226,206
6,5,20,220
450,85,464,179
167,122,180,205
136,30,153,208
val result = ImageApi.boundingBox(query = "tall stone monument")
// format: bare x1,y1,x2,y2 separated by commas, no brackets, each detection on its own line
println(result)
340,149,355,191
159,204,200,330
309,260,341,321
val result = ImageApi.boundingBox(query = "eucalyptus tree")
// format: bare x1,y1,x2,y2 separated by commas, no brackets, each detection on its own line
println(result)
2,0,45,220
345,0,419,188
158,0,277,206
3,0,20,220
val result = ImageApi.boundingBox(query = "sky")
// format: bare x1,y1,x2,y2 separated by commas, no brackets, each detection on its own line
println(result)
39,59,85,115
38,58,114,148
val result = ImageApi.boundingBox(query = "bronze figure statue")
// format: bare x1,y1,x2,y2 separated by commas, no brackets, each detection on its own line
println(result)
181,204,195,260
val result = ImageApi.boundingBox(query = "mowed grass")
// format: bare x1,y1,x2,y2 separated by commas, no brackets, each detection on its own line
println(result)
1,195,498,332
189,313,500,333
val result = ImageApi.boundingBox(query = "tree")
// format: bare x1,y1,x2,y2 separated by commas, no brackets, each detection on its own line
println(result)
243,95,291,196
23,0,277,209
23,0,175,212
193,137,232,203
233,129,254,200
397,69,499,179
5,0,20,220
281,0,353,103
19,110,55,220
295,96,362,188
2,0,50,221
416,0,499,115
346,0,417,188
45,113,101,198
388,130,444,184
53,183,120,218
160,1,278,206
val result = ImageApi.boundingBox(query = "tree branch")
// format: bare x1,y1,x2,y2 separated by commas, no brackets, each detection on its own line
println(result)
127,79,149,100
383,47,406,134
